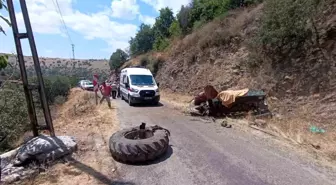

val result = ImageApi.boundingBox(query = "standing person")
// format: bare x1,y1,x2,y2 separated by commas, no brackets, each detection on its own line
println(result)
93,74,99,105
100,81,112,108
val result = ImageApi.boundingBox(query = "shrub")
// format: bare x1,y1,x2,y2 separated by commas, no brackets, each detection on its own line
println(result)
253,0,321,63
148,56,165,77
31,76,74,103
153,37,170,51
169,20,182,38
0,85,29,153
0,55,8,69
140,56,149,66
193,20,207,31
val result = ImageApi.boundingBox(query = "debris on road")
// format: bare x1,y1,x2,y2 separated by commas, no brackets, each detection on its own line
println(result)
310,126,326,133
189,85,271,117
221,120,232,128
109,123,170,164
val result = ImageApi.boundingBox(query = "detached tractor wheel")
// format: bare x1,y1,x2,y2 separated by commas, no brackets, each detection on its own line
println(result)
109,124,170,164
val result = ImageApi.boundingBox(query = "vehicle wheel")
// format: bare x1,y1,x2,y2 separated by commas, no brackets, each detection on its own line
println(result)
128,95,134,106
109,125,170,163
121,94,125,100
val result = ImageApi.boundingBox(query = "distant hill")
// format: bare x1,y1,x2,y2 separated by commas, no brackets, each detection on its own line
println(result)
0,53,111,80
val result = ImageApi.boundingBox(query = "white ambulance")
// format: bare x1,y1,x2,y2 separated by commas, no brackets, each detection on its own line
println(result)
119,67,160,106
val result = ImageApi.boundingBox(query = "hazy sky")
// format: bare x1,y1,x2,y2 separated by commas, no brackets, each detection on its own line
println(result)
0,0,190,59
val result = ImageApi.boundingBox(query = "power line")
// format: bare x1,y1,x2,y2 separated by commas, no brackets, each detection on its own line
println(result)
51,0,75,59
51,0,73,45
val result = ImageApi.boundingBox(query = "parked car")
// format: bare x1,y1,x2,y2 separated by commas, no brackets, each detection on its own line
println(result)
78,80,94,91
119,66,160,106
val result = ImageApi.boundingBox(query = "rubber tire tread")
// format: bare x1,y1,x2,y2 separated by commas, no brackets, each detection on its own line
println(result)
109,126,169,163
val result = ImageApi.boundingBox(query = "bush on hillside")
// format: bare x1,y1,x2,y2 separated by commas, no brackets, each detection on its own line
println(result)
148,56,165,77
0,85,29,153
0,55,8,69
252,0,322,64
169,20,182,38
153,37,170,51
140,56,149,66
30,76,77,103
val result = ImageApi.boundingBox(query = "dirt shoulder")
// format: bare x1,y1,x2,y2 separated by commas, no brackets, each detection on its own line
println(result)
160,90,336,168
20,88,120,185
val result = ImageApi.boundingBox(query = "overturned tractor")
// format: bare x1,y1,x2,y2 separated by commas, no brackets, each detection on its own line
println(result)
190,85,270,117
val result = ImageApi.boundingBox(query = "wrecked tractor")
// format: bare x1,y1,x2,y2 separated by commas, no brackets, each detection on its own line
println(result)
109,123,170,164
190,86,270,117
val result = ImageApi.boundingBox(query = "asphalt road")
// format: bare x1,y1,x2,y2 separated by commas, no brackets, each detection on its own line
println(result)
113,99,335,185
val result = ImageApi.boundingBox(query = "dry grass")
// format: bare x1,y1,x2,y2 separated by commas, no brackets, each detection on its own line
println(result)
121,52,168,69
172,5,263,57
59,88,96,118
160,90,193,112
266,97,336,163
20,88,120,185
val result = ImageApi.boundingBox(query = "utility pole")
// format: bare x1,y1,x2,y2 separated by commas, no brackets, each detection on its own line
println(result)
7,0,55,137
72,44,75,60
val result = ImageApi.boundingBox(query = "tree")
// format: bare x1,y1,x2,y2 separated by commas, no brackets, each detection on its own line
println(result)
169,20,182,38
0,0,11,35
129,24,155,57
109,49,128,70
177,5,193,35
153,7,175,38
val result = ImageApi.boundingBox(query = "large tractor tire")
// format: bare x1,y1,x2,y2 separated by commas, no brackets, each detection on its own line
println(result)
109,125,170,164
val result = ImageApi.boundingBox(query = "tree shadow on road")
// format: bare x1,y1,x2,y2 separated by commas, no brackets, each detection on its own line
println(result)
69,157,136,185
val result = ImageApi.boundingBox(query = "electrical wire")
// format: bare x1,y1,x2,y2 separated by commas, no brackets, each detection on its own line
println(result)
51,0,73,45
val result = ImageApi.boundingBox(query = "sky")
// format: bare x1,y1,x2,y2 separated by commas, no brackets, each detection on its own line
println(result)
0,0,190,59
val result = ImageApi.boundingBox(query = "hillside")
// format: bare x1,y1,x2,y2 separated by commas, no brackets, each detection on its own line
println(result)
1,53,109,69
122,1,336,161
0,53,110,80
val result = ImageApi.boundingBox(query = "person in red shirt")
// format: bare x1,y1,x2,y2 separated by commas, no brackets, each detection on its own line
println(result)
99,82,112,108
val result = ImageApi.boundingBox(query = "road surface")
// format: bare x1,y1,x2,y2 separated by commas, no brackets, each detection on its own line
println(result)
113,99,335,185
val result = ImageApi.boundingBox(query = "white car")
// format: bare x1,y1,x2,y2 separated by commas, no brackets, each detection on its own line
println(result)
119,67,160,106
78,80,94,91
